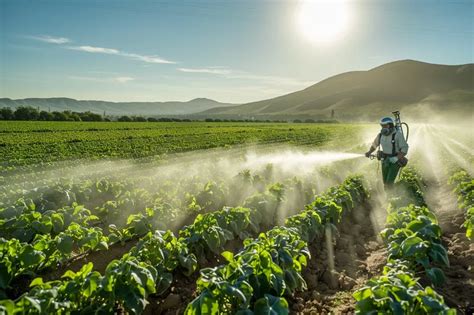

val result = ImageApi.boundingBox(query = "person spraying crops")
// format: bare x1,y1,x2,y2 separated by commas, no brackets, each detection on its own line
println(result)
365,111,409,188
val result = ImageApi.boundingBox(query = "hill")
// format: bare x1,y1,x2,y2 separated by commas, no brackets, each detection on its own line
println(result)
197,60,474,121
0,97,236,116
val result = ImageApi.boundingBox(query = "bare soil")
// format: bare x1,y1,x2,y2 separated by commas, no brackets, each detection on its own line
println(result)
289,202,385,314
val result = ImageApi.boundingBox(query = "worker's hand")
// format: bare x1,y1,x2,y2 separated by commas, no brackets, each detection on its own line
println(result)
397,152,405,159
365,151,371,158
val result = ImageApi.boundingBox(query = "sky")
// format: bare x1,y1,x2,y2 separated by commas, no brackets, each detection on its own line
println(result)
0,0,473,103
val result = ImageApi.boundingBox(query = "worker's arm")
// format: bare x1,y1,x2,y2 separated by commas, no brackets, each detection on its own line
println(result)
365,134,380,157
396,132,409,159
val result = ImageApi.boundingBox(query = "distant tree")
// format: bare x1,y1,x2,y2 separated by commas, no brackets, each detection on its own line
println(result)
205,118,214,122
147,117,158,122
69,113,82,121
304,119,315,123
52,111,68,121
77,111,101,121
331,109,335,119
39,110,53,121
293,119,302,123
182,119,191,122
0,107,14,120
133,116,147,122
14,106,39,120
104,118,111,122
118,116,133,122
158,117,172,122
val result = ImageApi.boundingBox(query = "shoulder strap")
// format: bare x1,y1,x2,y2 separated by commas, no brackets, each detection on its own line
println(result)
378,133,382,148
391,132,396,155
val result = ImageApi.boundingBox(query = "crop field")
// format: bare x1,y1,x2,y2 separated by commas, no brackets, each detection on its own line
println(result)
0,121,472,314
0,121,361,172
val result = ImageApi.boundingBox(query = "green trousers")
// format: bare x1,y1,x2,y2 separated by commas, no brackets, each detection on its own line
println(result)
382,159,401,186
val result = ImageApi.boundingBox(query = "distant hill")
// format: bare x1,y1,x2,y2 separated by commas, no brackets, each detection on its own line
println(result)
197,60,474,121
0,97,236,116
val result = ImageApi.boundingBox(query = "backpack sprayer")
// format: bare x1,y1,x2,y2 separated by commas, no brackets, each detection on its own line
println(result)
392,110,409,142
368,110,409,167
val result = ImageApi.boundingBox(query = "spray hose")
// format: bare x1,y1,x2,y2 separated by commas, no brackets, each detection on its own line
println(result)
402,122,409,142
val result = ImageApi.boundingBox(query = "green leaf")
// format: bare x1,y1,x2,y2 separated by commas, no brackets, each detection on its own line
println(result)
253,294,289,315
0,264,12,290
156,273,173,295
57,235,74,254
426,267,445,286
428,243,449,267
29,277,44,287
19,245,45,268
221,251,234,262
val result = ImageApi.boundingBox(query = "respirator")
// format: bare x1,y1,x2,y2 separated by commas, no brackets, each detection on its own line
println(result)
380,127,392,136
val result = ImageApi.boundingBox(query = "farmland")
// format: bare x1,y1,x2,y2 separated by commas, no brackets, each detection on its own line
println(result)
0,121,472,314
0,121,360,172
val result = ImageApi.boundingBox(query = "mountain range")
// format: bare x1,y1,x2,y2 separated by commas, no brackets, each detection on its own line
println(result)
0,97,236,116
2,60,472,120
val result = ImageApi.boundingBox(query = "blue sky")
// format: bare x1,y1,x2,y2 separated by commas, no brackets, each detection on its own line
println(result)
1,0,472,103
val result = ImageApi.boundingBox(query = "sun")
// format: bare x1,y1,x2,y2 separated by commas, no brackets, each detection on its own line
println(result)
296,0,351,44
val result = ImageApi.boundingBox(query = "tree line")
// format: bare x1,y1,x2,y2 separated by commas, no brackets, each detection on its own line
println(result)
0,106,337,123
0,106,104,121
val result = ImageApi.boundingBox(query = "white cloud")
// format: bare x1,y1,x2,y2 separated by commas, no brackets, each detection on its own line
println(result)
114,76,135,83
30,35,71,44
178,66,313,88
178,67,232,75
69,45,120,54
66,45,176,64
68,75,135,83
28,35,176,65
124,53,176,64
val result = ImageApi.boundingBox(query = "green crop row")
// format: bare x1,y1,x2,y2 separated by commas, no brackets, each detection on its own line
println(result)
0,121,361,172
185,175,368,314
1,190,287,314
354,168,454,314
0,165,321,303
449,170,474,240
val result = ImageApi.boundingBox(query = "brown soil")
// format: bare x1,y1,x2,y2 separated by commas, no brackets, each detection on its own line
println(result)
289,202,386,314
144,238,246,315
424,212,474,314
144,202,387,315
424,177,474,314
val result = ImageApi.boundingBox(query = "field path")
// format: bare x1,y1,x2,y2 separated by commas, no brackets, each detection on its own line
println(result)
424,176,474,314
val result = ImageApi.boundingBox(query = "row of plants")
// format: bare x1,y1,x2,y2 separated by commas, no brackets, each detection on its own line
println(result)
185,175,368,314
0,164,318,302
353,167,455,314
0,198,280,314
449,169,473,240
0,121,358,171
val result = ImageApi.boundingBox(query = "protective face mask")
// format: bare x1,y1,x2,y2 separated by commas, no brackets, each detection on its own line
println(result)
381,127,391,136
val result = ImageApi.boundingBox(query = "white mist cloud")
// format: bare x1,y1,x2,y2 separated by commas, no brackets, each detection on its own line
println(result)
68,75,135,83
67,45,176,64
28,35,176,65
69,45,120,54
178,67,232,75
177,66,313,88
30,35,71,44
114,76,135,83
124,53,176,64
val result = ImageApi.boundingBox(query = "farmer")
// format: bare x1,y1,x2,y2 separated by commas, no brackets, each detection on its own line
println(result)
365,116,409,188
